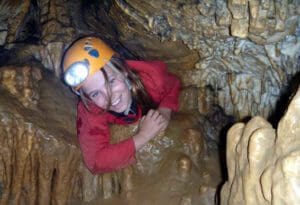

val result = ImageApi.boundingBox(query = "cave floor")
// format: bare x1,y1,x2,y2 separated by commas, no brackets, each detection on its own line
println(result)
71,151,223,205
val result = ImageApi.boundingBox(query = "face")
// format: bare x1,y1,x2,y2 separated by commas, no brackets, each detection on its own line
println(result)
81,65,132,113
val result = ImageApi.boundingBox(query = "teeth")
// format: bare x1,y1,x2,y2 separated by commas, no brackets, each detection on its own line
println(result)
112,98,120,106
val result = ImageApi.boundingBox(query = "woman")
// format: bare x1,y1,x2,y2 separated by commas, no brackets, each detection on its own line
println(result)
62,36,181,174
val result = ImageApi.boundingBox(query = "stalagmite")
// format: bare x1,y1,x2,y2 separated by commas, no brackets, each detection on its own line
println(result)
221,86,300,205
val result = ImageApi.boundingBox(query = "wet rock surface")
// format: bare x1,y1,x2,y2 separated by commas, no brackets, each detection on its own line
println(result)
0,0,299,120
0,0,299,204
221,86,300,205
108,0,300,119
0,64,230,204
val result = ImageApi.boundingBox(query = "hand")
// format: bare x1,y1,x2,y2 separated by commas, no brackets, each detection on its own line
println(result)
157,107,172,130
133,109,167,150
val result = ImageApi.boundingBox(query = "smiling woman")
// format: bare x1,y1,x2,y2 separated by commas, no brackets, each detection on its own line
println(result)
62,36,181,174
81,63,132,113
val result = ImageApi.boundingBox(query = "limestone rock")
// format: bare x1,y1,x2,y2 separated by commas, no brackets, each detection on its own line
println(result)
0,64,230,204
0,1,299,204
0,0,75,75
183,36,300,119
38,0,75,45
0,65,42,109
179,87,198,113
108,0,300,119
0,0,299,121
0,65,121,204
2,0,31,43
221,86,300,205
39,42,65,77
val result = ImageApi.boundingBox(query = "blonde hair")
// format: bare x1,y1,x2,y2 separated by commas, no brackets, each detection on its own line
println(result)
79,56,157,115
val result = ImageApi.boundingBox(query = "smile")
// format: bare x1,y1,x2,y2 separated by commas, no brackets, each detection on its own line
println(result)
111,97,121,106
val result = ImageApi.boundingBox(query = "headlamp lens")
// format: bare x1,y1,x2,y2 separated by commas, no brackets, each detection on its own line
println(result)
64,62,89,87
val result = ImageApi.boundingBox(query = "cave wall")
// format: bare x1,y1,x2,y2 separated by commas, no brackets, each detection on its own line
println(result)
221,85,300,205
107,0,300,120
0,0,299,205
0,0,299,120
0,65,113,204
0,64,229,204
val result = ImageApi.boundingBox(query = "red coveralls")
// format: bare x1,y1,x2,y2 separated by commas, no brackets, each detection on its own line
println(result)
76,61,181,174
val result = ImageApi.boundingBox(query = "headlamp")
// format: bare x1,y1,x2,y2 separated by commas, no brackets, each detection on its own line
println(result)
64,61,89,87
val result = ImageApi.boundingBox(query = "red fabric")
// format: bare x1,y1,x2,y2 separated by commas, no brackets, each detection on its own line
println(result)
77,60,181,174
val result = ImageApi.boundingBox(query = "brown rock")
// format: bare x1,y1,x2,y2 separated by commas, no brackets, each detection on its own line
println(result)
221,86,300,205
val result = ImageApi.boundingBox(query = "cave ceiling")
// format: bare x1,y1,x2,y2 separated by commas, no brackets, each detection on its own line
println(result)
0,0,299,120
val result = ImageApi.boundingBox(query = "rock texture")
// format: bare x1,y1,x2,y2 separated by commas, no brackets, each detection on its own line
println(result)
0,64,230,204
109,0,300,119
0,64,127,204
0,0,299,119
0,0,75,77
0,65,92,204
0,1,299,204
221,85,300,205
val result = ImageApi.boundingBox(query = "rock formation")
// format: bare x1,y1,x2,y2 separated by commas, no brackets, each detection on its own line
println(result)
0,64,128,204
221,86,300,205
0,0,299,120
109,0,300,119
0,0,299,204
0,64,229,204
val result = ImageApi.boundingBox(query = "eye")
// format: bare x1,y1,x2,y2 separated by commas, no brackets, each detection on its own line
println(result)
109,78,115,84
90,91,99,98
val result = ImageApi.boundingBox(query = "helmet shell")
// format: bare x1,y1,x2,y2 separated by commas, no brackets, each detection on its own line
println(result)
62,36,116,89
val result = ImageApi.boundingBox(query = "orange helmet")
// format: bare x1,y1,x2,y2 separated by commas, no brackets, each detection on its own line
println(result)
62,36,116,90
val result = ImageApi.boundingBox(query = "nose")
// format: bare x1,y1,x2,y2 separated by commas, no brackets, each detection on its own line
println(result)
100,82,116,105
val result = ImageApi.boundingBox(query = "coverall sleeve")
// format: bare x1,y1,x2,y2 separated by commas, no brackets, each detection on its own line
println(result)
77,103,136,174
151,61,181,111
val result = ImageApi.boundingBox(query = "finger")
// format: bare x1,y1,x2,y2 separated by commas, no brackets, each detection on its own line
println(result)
157,115,165,123
140,116,145,122
147,109,155,117
152,111,161,120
